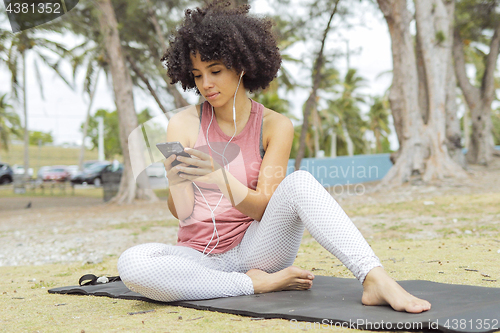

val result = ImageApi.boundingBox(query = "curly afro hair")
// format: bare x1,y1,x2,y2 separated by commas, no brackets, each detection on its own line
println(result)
161,0,282,94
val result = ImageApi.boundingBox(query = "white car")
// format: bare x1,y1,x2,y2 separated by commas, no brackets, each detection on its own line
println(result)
146,162,166,178
12,164,34,177
66,165,81,178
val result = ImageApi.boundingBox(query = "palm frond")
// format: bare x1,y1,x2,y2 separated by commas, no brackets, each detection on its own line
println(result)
33,58,45,100
36,53,74,90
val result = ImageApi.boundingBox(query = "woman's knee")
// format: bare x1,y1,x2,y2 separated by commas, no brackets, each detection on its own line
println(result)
285,170,315,182
117,243,168,282
279,170,318,192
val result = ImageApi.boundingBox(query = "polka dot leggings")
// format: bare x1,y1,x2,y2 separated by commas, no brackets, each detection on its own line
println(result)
117,170,382,302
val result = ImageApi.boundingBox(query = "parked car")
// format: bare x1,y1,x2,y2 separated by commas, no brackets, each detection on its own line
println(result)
66,165,80,178
102,162,123,179
36,166,52,181
43,166,71,182
12,164,34,177
83,160,103,169
102,163,123,201
146,162,166,178
0,163,14,184
71,161,111,187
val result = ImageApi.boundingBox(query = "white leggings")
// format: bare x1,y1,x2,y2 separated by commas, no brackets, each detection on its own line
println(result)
117,170,382,302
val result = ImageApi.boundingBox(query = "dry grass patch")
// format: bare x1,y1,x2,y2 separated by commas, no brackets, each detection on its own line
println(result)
343,192,500,241
1,234,499,333
0,144,99,174
344,193,500,217
299,232,500,286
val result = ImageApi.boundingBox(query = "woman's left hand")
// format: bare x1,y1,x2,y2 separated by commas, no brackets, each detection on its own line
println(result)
174,148,225,185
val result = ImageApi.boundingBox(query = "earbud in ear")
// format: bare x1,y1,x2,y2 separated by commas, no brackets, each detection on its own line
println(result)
240,71,244,78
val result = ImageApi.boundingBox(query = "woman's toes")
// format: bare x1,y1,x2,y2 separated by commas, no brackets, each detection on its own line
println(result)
247,266,315,293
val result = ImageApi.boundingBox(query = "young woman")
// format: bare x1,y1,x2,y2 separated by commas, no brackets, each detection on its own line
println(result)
118,1,431,313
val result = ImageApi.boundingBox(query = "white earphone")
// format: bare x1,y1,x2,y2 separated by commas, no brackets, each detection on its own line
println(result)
194,70,245,258
232,71,244,121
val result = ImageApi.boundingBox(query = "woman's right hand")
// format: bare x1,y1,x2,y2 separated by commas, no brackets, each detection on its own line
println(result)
163,154,191,187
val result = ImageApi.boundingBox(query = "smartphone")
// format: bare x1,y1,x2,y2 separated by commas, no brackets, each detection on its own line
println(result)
156,142,192,167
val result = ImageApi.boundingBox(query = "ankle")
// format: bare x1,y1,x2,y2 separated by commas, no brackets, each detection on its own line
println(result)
363,267,388,287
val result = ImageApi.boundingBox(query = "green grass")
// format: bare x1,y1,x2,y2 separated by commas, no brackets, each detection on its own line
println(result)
0,185,103,198
1,235,499,332
0,185,168,199
344,193,500,217
1,188,500,332
0,144,100,176
109,219,178,232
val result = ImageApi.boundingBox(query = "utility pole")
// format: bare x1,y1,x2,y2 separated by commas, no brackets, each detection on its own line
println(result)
329,128,337,158
97,116,105,161
37,139,41,171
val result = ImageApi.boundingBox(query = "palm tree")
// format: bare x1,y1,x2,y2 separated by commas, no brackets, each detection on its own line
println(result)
115,0,190,110
60,0,191,203
253,90,295,118
0,93,22,161
294,0,341,170
67,39,109,170
1,20,72,179
493,107,500,146
251,13,306,158
313,66,340,157
368,96,391,154
323,69,368,156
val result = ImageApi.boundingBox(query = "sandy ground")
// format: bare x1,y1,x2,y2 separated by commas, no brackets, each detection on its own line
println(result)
335,159,500,241
1,158,499,267
0,198,177,266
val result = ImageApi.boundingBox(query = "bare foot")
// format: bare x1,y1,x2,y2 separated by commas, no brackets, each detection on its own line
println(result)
246,266,315,294
362,267,431,313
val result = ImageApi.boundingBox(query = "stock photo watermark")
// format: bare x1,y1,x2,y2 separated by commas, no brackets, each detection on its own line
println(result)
3,0,78,32
290,318,499,331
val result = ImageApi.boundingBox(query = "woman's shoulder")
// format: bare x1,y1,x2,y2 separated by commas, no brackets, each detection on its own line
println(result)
262,107,294,148
167,104,201,147
169,104,200,124
262,107,293,131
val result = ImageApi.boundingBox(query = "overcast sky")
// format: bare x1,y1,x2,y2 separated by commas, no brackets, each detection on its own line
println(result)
1,0,395,149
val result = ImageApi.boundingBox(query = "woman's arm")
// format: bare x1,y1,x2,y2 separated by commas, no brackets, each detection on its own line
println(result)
167,189,177,218
164,110,196,221
176,111,294,221
217,112,294,221
168,181,194,220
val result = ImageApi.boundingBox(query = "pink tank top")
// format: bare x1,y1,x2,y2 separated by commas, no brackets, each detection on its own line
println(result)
176,100,264,253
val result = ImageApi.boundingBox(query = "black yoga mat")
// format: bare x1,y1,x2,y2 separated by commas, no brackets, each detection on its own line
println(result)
49,276,500,333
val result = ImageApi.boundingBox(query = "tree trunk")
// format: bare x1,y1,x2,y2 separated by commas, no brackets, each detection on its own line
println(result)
381,0,411,165
377,0,422,181
445,48,466,168
464,105,470,150
413,0,465,180
374,128,382,153
97,0,158,204
341,121,354,156
453,21,500,165
22,50,29,181
468,103,495,164
377,0,466,186
294,0,339,170
416,33,429,124
312,107,320,157
127,56,170,117
330,131,337,157
144,0,189,111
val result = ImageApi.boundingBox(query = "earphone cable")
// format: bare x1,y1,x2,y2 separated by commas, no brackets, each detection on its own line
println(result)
193,72,243,257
